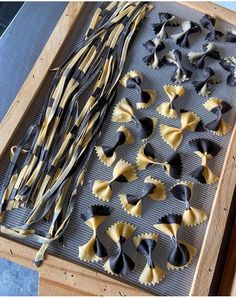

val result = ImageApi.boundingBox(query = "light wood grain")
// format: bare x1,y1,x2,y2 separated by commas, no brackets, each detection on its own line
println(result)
0,236,149,296
0,2,84,159
183,1,236,26
0,1,236,296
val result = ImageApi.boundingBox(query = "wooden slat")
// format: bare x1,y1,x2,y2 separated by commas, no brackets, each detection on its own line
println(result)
0,2,84,159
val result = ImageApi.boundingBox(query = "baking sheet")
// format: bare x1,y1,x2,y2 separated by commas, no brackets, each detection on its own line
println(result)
0,2,236,296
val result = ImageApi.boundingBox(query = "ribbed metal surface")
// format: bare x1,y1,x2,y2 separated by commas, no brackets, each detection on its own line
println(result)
0,2,235,296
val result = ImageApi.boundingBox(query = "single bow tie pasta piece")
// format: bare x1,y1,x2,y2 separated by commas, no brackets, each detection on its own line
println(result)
111,98,157,140
104,221,136,276
189,138,221,184
192,67,221,97
163,49,192,83
171,20,201,48
170,181,207,226
92,159,137,202
119,176,166,217
153,12,180,38
136,143,182,179
160,110,205,150
120,71,157,109
79,205,112,262
157,84,185,119
133,233,166,285
188,43,221,69
200,14,224,41
220,56,236,86
203,98,232,136
95,126,134,167
143,37,165,69
153,214,197,270
225,28,236,43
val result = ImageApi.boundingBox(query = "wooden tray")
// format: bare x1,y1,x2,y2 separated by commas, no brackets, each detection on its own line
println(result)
0,2,235,296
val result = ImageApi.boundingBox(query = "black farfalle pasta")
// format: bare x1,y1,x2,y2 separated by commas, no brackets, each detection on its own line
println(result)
220,56,236,86
79,205,112,262
152,12,180,38
120,176,166,217
188,43,221,69
153,214,197,270
170,181,207,226
112,98,157,140
92,159,137,202
133,233,166,285
200,14,224,41
95,126,134,167
225,28,236,43
164,49,192,83
171,20,202,48
120,71,157,109
104,221,136,276
143,37,165,69
192,67,221,97
203,98,232,136
189,138,221,185
136,143,182,179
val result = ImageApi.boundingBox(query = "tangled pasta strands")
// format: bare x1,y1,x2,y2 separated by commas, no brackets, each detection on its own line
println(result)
136,143,182,179
192,67,221,97
92,159,137,202
133,233,166,285
170,181,207,227
95,125,134,167
79,204,112,262
112,98,157,140
104,221,136,276
160,110,205,150
153,214,197,270
120,70,157,109
119,176,166,217
0,2,153,266
188,42,221,69
189,138,221,185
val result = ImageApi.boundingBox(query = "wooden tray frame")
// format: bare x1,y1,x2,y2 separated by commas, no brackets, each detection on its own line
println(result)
0,2,235,296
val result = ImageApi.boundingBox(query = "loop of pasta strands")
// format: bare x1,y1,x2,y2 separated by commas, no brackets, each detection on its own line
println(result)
143,37,165,69
160,109,205,150
171,20,201,48
92,159,137,202
170,181,208,227
203,97,232,136
0,2,153,266
163,49,192,83
152,12,180,39
189,138,221,185
136,143,182,179
200,14,224,41
192,67,221,97
133,233,166,285
119,70,157,109
188,42,221,69
153,214,197,270
119,176,166,217
95,125,134,167
111,98,157,140
156,84,185,119
79,204,112,262
104,221,136,276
